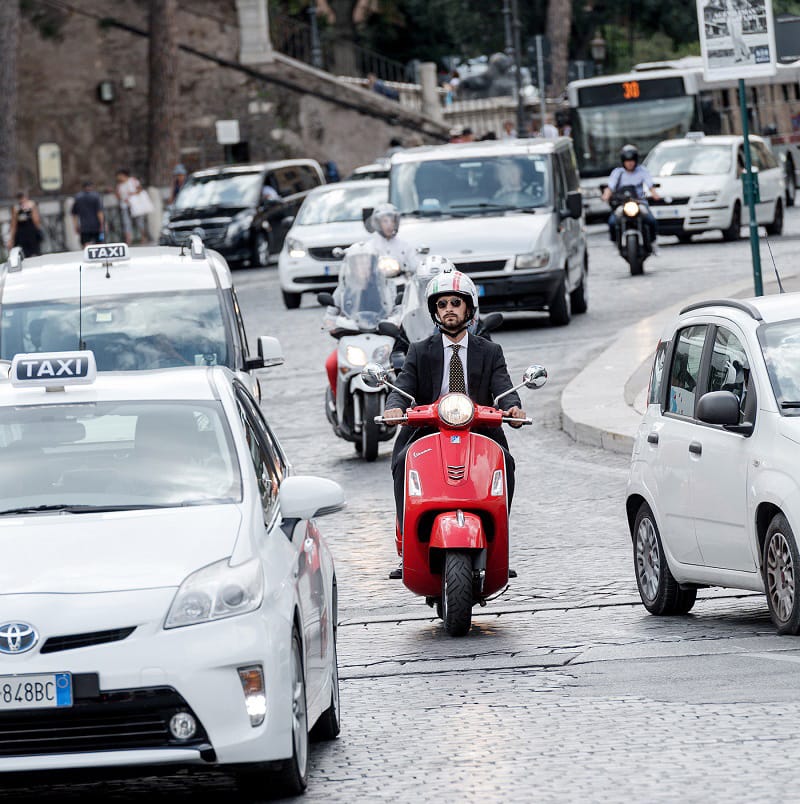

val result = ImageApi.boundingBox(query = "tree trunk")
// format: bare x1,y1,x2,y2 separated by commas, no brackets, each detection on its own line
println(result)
147,0,179,188
0,1,20,198
546,0,571,98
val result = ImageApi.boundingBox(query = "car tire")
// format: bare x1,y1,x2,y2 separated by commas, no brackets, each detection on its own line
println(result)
762,513,800,635
786,166,796,208
633,502,697,616
548,274,571,326
677,233,692,244
252,231,270,268
311,583,341,741
235,628,308,798
570,256,588,315
766,198,784,236
282,289,302,310
721,202,741,242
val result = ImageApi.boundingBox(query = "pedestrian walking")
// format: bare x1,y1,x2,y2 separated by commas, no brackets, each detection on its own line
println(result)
115,168,152,245
7,190,43,257
169,164,187,205
70,180,105,245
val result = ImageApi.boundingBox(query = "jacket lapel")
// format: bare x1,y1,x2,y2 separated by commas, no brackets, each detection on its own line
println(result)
467,333,483,397
428,334,444,402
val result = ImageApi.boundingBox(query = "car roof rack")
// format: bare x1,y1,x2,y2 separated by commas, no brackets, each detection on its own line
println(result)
184,233,206,260
679,299,763,321
6,246,24,273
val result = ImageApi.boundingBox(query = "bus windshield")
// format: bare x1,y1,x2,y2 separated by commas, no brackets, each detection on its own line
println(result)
573,96,695,178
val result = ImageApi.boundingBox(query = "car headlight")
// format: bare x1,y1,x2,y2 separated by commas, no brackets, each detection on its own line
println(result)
164,557,263,629
286,236,306,259
345,345,368,367
515,250,550,269
378,256,401,276
438,393,474,427
694,190,720,204
623,200,640,217
226,211,255,241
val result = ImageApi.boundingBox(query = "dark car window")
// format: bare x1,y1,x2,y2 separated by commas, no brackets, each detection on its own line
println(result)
707,327,750,420
269,164,321,196
667,324,707,418
236,394,281,522
649,340,668,406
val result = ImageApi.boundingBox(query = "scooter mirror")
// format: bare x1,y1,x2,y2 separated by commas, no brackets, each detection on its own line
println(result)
377,320,403,340
523,365,548,389
361,363,387,388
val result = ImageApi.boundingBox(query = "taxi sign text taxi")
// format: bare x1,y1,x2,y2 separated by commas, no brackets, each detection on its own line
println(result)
10,352,97,387
84,243,129,262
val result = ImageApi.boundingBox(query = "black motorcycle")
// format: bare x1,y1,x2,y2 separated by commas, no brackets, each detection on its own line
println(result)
610,186,654,276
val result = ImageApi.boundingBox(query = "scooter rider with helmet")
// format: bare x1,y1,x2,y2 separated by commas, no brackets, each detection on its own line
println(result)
368,202,417,273
601,143,660,250
382,264,526,577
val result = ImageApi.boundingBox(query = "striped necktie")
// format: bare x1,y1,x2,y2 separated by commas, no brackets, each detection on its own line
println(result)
449,343,466,394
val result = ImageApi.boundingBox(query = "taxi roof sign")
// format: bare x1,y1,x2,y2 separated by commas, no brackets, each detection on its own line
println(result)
84,243,129,262
10,351,97,388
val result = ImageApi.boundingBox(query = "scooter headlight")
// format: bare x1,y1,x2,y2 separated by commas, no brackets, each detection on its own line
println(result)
378,256,401,276
345,345,368,366
623,200,640,217
438,393,474,427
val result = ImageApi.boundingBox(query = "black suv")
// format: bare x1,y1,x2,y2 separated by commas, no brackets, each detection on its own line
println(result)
159,159,325,268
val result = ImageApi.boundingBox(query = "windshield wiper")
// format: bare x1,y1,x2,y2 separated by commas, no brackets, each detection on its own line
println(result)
0,504,173,516
781,401,800,408
449,202,514,210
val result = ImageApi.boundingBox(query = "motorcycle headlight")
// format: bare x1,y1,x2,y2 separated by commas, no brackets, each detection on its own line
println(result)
515,250,550,269
438,393,474,427
372,344,391,364
623,201,640,217
378,256,401,276
227,211,255,241
164,557,263,629
286,236,306,259
345,345,368,366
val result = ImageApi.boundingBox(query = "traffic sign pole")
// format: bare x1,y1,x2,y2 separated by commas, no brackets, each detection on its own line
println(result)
738,78,763,296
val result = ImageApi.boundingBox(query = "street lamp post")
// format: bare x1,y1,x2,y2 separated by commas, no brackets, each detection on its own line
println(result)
308,3,323,70
502,0,525,137
590,31,607,76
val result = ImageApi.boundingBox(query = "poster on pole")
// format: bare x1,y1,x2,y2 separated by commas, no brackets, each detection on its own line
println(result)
696,0,777,80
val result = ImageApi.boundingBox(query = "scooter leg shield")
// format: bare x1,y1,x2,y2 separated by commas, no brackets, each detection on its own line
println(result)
429,511,486,550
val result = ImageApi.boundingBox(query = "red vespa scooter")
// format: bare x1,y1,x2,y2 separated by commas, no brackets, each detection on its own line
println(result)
362,362,547,636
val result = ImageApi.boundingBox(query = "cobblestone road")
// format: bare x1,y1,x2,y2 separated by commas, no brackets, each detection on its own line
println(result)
8,216,800,802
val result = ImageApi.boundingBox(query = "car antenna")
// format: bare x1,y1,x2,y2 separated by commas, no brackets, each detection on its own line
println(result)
763,232,785,294
79,262,85,350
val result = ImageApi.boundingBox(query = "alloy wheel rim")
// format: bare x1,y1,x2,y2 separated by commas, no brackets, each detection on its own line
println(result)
635,517,660,603
766,531,795,623
291,641,308,776
258,237,269,265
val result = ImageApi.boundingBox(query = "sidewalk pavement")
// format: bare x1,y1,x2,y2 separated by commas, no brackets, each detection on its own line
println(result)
561,272,799,455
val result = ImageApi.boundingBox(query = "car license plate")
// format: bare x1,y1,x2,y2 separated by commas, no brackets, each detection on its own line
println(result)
654,207,680,219
476,284,485,297
0,672,72,711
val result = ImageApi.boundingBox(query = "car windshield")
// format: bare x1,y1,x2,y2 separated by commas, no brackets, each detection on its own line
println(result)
296,183,388,225
0,401,242,511
644,144,732,177
172,172,262,210
0,291,230,371
390,154,551,215
759,319,800,413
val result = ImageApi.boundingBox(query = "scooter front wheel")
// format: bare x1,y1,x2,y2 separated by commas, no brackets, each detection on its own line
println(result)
442,551,473,636
361,394,380,462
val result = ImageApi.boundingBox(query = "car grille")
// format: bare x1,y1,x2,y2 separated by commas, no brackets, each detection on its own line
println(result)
168,224,228,247
650,197,690,206
0,683,211,758
309,245,350,261
447,465,466,481
40,627,136,655
453,260,508,275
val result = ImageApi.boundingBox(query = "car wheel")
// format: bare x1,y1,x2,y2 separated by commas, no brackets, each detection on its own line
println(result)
548,274,571,326
766,198,784,236
786,166,796,207
763,513,800,635
252,231,270,268
677,233,692,244
569,256,588,315
633,502,697,616
310,600,340,741
235,628,308,797
721,202,741,242
282,289,302,310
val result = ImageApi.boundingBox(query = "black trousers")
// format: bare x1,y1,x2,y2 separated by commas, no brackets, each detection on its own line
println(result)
392,437,516,533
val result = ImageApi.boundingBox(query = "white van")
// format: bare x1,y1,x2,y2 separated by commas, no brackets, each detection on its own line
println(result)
388,137,588,325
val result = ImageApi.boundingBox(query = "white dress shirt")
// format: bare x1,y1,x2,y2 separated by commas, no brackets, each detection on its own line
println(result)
439,333,469,397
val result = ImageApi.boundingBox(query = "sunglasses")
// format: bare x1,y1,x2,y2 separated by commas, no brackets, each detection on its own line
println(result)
436,297,463,310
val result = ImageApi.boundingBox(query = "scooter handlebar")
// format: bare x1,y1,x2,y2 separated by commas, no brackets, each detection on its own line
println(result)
502,416,533,425
375,415,407,425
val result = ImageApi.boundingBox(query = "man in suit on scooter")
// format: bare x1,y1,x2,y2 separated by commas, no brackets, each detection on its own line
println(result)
383,262,526,577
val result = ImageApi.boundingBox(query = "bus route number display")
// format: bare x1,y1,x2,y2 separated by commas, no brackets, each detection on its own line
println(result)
577,77,685,107
622,81,640,100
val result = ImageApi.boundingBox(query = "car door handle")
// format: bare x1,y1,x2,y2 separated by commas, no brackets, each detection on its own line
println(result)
689,441,702,456
647,432,659,445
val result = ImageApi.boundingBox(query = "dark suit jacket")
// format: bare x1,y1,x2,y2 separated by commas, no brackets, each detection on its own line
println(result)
387,332,521,469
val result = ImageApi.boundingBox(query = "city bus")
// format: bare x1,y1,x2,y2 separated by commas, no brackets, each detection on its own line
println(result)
566,56,800,219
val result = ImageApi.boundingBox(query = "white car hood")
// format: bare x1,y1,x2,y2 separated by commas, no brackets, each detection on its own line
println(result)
0,506,242,594
653,174,725,197
288,220,372,248
778,417,800,447
399,213,547,258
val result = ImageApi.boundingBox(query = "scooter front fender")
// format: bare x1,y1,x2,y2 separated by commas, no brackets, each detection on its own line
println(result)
429,511,486,550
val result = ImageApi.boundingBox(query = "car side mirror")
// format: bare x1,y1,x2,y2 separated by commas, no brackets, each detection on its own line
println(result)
248,335,284,370
280,215,295,229
563,190,583,220
317,292,336,307
696,390,753,434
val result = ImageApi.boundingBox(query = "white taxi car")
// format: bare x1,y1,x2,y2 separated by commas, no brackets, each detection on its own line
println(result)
627,292,800,634
643,133,784,242
0,352,344,795
1,239,281,399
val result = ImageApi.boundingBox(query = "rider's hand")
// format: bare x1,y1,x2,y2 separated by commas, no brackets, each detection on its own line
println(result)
383,407,404,421
505,406,526,428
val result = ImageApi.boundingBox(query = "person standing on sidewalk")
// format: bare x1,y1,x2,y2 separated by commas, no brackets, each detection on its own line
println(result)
7,190,43,257
115,168,151,245
70,181,105,246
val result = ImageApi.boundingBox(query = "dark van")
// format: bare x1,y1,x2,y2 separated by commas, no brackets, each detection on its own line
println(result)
159,159,325,268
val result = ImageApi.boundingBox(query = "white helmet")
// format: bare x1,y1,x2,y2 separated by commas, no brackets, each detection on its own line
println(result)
370,202,401,239
416,253,455,280
425,265,479,325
